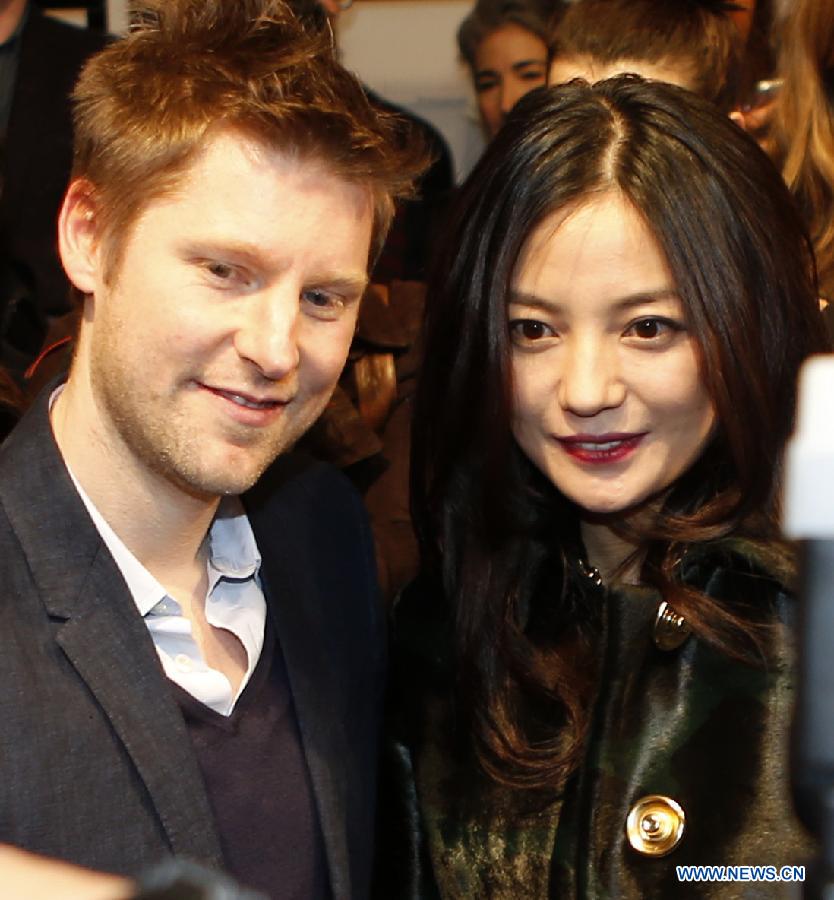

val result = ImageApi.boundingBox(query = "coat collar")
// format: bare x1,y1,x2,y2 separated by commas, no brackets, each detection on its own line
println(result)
244,459,357,900
0,387,222,866
0,387,358,892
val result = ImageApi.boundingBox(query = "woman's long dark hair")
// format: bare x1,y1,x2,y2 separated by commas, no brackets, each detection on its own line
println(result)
411,77,829,790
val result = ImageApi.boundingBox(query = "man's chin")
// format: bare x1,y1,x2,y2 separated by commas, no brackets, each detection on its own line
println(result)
162,452,281,502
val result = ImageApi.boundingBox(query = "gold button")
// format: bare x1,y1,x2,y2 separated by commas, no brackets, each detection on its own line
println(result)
653,601,691,651
626,795,686,857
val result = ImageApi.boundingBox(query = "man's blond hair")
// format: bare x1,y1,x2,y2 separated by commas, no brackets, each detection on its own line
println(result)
71,0,426,279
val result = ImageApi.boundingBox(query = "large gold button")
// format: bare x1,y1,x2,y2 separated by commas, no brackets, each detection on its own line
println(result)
653,601,691,651
626,795,686,857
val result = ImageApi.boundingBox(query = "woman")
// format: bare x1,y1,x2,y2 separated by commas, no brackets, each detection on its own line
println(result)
548,0,743,112
378,77,826,898
458,0,550,139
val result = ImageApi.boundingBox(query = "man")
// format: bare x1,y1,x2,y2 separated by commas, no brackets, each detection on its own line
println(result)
0,1,422,897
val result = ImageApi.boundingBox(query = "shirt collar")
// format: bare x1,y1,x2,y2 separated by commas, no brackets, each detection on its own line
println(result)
209,496,262,580
50,387,262,616
67,466,169,617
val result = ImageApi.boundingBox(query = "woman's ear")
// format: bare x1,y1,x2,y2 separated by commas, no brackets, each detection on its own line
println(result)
58,179,101,296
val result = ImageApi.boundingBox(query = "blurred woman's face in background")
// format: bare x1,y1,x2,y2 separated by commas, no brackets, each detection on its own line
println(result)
508,192,715,518
473,23,548,137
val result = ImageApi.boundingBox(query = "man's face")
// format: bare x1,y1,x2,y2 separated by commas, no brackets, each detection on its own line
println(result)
71,129,372,498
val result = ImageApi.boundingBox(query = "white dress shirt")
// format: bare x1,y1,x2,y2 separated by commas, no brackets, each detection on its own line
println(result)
51,387,266,715
70,473,266,715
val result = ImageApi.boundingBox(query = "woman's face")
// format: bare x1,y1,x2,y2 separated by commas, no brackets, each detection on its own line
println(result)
473,23,548,138
509,192,716,517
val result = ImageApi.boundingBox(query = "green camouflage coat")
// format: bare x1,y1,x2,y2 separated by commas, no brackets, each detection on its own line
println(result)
376,540,812,899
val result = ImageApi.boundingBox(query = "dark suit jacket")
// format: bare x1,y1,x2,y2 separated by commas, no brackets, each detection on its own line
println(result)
0,4,110,320
0,387,384,899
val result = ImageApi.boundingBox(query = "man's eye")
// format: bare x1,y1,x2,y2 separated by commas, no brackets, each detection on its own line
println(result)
303,289,345,318
509,318,554,344
206,262,235,280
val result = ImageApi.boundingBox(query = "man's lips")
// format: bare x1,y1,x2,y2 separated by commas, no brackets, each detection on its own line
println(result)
557,432,646,463
201,384,294,410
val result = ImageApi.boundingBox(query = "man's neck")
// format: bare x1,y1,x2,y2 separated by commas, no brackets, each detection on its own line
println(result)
50,375,221,589
0,0,28,45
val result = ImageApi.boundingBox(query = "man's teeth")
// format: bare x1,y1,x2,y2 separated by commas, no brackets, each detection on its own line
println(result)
225,392,275,409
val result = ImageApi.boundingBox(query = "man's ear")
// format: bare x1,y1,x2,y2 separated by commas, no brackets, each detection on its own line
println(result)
58,179,102,295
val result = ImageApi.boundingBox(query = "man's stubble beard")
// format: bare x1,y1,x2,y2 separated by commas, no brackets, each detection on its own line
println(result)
88,334,330,500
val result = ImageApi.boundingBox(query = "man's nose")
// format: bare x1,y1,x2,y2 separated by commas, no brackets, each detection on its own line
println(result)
234,289,301,380
557,337,626,417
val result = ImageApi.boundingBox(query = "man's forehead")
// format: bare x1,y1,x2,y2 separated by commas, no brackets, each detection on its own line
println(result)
172,125,372,205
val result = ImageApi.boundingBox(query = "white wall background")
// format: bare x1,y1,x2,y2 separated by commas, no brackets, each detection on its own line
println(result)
338,1,484,180
103,0,484,181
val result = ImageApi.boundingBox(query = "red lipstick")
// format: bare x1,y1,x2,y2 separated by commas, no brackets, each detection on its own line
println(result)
557,433,645,464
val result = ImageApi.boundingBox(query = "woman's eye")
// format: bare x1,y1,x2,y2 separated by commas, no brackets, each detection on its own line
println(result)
509,318,554,343
624,317,681,341
475,76,499,93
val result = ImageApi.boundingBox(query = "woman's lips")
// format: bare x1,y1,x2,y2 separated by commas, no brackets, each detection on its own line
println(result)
557,433,646,464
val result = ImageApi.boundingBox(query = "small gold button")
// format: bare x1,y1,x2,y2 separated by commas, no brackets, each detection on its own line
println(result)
626,795,686,857
653,601,691,651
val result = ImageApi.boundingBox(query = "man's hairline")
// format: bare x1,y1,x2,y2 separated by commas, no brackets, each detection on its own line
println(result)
89,120,382,286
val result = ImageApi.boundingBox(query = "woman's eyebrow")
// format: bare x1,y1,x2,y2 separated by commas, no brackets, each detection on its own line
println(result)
507,288,679,311
512,60,547,73
613,289,680,310
507,289,559,311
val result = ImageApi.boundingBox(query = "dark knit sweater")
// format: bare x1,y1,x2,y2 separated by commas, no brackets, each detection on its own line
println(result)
173,619,330,899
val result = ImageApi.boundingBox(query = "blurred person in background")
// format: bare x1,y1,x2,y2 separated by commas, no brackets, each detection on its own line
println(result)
458,0,551,140
731,0,777,111
0,0,109,362
548,0,743,113
0,363,21,440
761,0,834,342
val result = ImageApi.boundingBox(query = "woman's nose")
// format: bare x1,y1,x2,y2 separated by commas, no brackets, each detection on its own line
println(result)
557,338,626,416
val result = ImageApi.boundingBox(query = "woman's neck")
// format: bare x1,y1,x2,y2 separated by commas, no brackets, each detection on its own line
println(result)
580,519,641,585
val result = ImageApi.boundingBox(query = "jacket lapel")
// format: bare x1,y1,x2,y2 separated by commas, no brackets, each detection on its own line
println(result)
246,482,353,900
0,390,223,866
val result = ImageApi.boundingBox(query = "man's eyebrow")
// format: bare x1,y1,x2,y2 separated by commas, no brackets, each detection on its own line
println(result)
180,237,266,265
180,239,368,293
507,288,679,311
305,272,369,296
